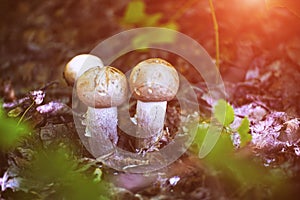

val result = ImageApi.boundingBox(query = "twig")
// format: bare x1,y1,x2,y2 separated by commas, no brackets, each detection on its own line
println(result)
208,0,220,68
39,80,59,90
17,101,34,126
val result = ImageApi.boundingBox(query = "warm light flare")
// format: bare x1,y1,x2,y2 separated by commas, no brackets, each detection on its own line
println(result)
243,0,266,7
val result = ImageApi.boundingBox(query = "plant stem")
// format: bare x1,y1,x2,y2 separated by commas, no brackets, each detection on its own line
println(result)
170,0,220,68
208,0,220,68
17,101,34,126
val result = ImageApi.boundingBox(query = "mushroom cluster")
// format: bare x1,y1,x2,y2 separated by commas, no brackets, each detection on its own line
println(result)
64,55,179,155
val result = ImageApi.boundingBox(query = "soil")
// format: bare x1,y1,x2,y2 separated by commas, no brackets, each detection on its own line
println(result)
1,0,300,199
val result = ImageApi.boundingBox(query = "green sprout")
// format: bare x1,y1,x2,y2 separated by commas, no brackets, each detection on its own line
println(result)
213,99,252,147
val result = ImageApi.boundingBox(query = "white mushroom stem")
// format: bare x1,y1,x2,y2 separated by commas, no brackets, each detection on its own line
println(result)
85,107,118,157
135,100,167,149
86,106,118,144
76,66,128,158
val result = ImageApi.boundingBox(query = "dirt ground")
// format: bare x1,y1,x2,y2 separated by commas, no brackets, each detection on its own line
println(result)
1,0,300,199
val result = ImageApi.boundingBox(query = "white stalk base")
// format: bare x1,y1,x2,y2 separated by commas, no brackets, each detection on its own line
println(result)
85,107,118,157
136,101,167,150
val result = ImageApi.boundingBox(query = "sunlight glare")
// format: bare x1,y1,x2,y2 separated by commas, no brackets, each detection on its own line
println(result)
244,0,265,6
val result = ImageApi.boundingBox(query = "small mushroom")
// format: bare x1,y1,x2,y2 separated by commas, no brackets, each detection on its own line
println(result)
129,58,179,151
76,66,128,152
63,54,103,86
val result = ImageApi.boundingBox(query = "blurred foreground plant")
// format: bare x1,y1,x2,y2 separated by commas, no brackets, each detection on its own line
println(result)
17,146,111,200
0,103,111,199
0,102,31,152
191,99,294,199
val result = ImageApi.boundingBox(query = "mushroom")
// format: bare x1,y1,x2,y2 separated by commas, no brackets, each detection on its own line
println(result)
76,66,128,152
129,58,179,151
63,54,103,86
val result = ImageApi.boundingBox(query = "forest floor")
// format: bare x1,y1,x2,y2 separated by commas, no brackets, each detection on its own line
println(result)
1,0,300,199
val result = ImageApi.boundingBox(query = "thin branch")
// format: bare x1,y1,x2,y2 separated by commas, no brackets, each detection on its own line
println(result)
17,101,34,126
208,0,220,68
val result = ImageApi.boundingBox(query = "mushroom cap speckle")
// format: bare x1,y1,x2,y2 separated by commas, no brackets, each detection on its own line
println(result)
64,54,103,86
76,66,128,108
129,58,179,102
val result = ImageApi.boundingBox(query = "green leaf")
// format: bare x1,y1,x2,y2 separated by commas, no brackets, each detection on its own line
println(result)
237,117,252,147
192,123,233,159
132,29,177,49
121,0,162,26
265,0,300,18
162,21,179,30
205,128,234,159
122,0,146,24
120,1,178,49
193,122,209,149
213,99,234,126
143,13,162,26
93,168,102,183
120,0,178,29
8,107,23,118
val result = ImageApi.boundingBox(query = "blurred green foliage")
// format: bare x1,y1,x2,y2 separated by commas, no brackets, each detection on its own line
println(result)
191,100,292,198
120,0,178,29
237,117,251,147
192,99,252,159
193,122,292,198
0,103,111,199
0,103,31,151
121,0,161,26
213,99,252,147
120,0,178,49
18,146,110,200
213,99,235,126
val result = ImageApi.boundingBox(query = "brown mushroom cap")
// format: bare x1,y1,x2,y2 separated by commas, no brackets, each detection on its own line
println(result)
129,58,179,102
64,54,103,86
76,66,128,108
